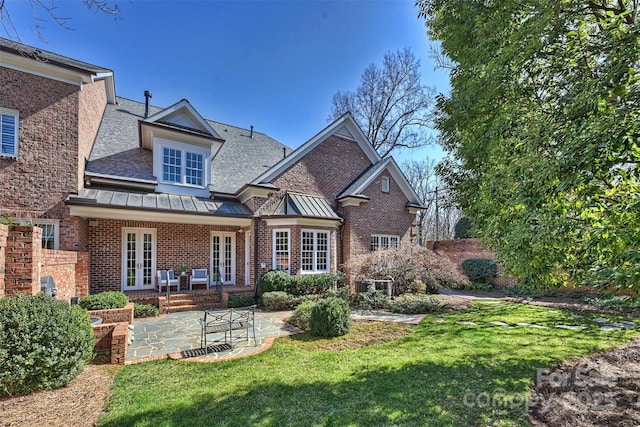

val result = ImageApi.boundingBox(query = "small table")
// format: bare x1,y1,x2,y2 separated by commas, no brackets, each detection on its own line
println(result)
179,273,190,290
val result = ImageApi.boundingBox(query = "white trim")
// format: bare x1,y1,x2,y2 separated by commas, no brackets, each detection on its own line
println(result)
0,51,89,86
121,227,156,291
238,185,277,203
272,228,290,273
338,196,369,207
263,217,342,228
30,219,60,250
370,234,400,251
300,229,330,274
143,99,222,140
381,176,390,193
244,230,251,286
68,205,251,227
251,113,380,185
153,139,211,196
0,107,19,158
210,231,236,285
406,206,422,214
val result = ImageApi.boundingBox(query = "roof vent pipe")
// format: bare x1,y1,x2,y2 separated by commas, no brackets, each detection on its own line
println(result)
283,147,287,159
250,125,254,139
144,90,152,118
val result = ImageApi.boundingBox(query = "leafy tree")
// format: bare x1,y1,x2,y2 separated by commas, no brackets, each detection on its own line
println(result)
330,48,437,158
417,0,640,293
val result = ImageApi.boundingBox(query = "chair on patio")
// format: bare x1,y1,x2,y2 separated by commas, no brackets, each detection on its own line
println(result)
200,305,257,353
189,268,209,290
156,269,180,293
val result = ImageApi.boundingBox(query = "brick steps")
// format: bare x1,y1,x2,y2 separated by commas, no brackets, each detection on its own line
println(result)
167,292,222,312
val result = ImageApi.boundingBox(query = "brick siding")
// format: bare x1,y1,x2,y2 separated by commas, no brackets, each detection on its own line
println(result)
86,219,247,293
0,224,7,298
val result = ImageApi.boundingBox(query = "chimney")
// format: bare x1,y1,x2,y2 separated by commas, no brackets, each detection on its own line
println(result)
144,90,152,118
250,125,254,139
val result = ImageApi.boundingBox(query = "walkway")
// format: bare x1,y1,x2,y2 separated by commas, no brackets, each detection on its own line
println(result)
126,308,424,364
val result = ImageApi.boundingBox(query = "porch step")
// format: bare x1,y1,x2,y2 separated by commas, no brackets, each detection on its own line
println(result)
167,292,222,312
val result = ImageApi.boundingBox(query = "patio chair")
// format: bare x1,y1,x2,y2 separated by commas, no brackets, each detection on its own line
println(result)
190,268,209,290
156,269,180,293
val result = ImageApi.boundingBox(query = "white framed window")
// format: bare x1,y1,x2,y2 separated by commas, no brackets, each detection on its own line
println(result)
301,230,330,273
32,220,60,250
370,234,399,251
156,140,208,188
381,176,390,193
273,229,290,273
0,108,19,158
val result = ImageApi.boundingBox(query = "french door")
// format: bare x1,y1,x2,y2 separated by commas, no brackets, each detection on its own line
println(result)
211,232,235,285
122,228,156,291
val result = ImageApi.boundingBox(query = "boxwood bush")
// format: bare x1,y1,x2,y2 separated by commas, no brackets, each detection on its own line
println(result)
262,291,300,311
461,258,497,283
349,290,389,310
258,270,291,294
258,271,347,296
228,295,255,308
0,294,94,397
309,297,351,337
79,291,129,310
287,300,316,331
134,303,159,318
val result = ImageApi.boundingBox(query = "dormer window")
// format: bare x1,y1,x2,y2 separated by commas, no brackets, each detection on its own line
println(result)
159,144,207,187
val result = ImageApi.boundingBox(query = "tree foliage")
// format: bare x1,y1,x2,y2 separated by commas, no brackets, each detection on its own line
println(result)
418,0,640,293
330,48,437,158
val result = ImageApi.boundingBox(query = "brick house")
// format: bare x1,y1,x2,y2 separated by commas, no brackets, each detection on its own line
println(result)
0,38,423,298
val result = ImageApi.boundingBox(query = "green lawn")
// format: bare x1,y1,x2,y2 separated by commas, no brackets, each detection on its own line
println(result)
98,302,639,426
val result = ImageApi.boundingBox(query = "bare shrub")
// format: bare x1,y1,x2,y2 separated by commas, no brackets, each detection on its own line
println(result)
345,245,469,295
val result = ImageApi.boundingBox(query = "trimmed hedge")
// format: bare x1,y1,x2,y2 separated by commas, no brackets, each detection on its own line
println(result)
258,271,347,296
461,258,497,283
288,300,316,331
349,290,389,310
388,294,449,314
0,294,94,397
228,295,255,308
79,291,129,310
134,303,159,318
309,297,351,337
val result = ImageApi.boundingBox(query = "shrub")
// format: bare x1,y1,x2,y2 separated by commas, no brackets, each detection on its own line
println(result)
454,216,473,239
228,295,256,308
287,272,347,296
0,294,94,397
325,286,351,302
461,258,497,283
262,291,300,311
309,297,352,337
79,291,129,310
288,300,316,331
583,296,640,313
346,245,470,294
258,270,291,294
134,303,159,318
469,282,494,292
349,290,389,310
388,294,450,314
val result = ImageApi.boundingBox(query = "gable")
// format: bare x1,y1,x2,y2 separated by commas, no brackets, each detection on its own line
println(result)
251,113,380,186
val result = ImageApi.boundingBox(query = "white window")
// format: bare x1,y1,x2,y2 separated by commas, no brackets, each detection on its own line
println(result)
273,229,290,273
381,176,390,193
0,108,18,157
159,144,207,187
301,230,330,273
32,220,60,250
370,234,399,251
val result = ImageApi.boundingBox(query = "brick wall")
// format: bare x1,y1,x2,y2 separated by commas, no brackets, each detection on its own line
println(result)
1,225,89,300
427,239,495,271
271,135,372,209
92,322,129,365
88,302,134,324
0,224,7,298
0,67,106,252
341,172,415,264
85,219,246,293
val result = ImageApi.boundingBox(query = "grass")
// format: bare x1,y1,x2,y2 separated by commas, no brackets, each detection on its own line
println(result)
98,302,639,426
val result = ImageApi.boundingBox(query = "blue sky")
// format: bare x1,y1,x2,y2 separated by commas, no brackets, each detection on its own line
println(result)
7,0,449,163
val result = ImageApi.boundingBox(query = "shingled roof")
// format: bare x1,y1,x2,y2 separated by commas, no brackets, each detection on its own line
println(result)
86,96,292,194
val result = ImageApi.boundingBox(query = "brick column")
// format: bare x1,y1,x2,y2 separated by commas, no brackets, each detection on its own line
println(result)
0,224,8,298
75,252,90,297
5,225,42,296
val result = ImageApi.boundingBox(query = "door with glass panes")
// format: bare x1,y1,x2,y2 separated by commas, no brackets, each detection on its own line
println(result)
122,228,156,290
210,232,235,284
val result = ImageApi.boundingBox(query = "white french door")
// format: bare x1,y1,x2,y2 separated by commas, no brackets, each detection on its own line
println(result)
122,228,156,291
244,231,251,286
211,232,235,285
